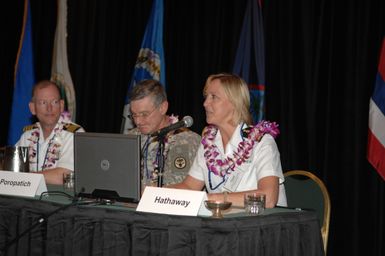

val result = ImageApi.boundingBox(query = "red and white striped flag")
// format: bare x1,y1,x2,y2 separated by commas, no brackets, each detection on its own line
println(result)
367,37,385,180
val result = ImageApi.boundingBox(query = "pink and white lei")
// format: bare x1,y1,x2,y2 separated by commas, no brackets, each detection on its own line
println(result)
202,120,280,177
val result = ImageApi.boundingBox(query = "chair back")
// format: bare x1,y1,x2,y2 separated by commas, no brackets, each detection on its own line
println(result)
284,170,330,254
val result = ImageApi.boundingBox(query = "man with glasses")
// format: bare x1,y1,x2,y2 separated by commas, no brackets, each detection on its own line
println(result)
124,79,201,187
16,80,84,185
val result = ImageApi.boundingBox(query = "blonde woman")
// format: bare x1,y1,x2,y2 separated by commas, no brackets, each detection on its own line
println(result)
170,73,287,208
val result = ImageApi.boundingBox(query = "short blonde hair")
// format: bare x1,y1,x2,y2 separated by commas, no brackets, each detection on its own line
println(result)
204,73,252,125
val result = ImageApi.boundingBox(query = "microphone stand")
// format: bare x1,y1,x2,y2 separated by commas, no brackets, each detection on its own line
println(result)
156,134,166,187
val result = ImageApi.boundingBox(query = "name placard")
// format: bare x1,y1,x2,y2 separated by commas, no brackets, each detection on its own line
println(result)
137,187,212,217
0,170,47,197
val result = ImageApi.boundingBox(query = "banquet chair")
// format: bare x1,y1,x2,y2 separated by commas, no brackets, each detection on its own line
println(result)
284,170,331,254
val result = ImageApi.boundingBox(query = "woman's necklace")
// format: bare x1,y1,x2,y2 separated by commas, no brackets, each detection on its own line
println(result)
202,120,280,177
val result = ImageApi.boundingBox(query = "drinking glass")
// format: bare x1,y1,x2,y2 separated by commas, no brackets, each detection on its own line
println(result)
63,172,75,194
244,193,266,215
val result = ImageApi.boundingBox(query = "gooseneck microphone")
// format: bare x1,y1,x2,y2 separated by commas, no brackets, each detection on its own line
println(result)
151,116,193,137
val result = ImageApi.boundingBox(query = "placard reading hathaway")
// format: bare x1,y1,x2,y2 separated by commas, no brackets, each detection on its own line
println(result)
137,187,211,216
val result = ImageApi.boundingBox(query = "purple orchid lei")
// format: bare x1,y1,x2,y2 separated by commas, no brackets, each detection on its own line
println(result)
202,120,280,177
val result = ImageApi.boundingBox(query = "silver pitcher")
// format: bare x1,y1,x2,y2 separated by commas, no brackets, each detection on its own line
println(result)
0,146,30,172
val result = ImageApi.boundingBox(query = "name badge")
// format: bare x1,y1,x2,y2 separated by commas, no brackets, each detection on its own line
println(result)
137,187,212,216
0,170,47,197
223,167,245,192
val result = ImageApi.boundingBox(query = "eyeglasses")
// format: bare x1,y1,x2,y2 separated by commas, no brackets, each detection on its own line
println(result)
128,106,158,120
35,99,61,107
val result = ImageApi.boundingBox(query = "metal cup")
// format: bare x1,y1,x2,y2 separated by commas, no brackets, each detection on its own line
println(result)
2,146,30,172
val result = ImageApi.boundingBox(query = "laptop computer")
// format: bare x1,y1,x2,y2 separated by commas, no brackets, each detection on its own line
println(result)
74,132,141,203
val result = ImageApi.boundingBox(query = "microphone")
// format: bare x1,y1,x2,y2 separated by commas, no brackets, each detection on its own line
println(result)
151,116,193,137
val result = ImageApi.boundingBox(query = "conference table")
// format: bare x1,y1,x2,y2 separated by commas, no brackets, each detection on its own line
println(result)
0,188,324,256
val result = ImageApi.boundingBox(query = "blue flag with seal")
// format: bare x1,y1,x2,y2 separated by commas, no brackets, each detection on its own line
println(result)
232,0,265,123
121,0,166,132
7,0,36,145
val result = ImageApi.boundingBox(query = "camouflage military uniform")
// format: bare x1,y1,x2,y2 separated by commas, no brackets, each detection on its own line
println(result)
127,127,201,186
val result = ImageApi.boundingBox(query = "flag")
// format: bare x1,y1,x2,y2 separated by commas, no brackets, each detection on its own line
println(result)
367,37,385,181
232,0,265,123
7,0,36,145
121,0,166,133
51,0,76,121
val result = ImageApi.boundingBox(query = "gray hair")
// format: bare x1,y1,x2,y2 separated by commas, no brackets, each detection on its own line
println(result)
130,79,167,107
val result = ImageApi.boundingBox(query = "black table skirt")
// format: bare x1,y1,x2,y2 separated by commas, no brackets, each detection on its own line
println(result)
0,195,324,256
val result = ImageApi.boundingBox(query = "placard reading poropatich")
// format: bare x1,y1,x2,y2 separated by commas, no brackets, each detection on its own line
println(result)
0,170,47,197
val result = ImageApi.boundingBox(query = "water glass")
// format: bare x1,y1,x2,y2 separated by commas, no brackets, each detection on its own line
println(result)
63,172,75,192
244,193,266,215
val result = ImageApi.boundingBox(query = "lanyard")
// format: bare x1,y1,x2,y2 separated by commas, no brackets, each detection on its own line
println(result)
36,135,56,171
142,135,152,179
208,169,227,190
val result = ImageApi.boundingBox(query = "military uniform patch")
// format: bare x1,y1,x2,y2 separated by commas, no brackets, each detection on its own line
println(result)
174,157,187,169
63,123,81,133
128,125,201,186
23,124,37,132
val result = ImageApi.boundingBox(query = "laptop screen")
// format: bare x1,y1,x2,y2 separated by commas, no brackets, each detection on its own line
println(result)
74,132,141,203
